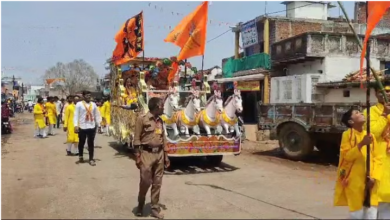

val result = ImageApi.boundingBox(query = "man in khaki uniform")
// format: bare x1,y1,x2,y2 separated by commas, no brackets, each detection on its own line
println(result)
134,97,170,219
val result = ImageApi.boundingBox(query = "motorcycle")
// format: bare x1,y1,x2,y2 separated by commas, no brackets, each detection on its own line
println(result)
16,104,23,113
1,104,12,134
1,117,12,134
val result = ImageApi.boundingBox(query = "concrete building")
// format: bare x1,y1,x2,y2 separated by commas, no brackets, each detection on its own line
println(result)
269,32,390,103
25,85,45,101
242,1,390,57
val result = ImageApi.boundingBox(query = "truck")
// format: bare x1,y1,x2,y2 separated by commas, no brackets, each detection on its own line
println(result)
258,102,364,160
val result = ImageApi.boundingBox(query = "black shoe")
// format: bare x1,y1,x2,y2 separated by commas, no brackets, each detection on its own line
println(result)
135,204,144,217
48,133,54,136
79,157,84,163
89,160,96,166
66,150,72,156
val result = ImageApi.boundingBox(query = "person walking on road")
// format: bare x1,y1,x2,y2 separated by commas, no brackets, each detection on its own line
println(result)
63,95,79,156
46,96,57,135
73,91,101,166
55,96,63,129
363,84,390,219
102,96,111,136
33,97,47,138
133,97,170,219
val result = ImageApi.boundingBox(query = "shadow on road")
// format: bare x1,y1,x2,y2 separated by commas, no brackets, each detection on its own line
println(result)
251,147,339,167
108,141,239,175
184,181,318,219
131,202,168,218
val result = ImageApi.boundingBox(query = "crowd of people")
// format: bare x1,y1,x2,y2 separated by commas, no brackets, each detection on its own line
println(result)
33,91,111,166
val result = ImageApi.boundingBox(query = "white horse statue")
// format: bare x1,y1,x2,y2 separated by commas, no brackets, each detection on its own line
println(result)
176,89,202,136
161,87,180,137
220,89,243,137
199,89,224,136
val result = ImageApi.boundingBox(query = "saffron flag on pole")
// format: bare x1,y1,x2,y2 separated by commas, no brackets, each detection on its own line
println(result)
164,1,208,61
360,2,390,77
112,11,144,66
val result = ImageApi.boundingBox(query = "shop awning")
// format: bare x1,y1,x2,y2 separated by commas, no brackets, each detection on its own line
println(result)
214,73,265,83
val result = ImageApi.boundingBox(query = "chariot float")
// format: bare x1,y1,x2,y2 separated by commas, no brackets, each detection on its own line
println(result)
108,56,243,165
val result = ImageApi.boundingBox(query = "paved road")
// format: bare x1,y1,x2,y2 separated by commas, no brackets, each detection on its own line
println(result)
2,114,346,219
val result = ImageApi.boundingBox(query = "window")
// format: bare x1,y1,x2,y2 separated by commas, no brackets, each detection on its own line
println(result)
385,62,390,75
343,90,350,97
283,80,292,100
296,77,302,101
275,80,280,100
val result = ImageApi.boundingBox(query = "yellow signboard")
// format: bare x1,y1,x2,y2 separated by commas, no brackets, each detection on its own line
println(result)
237,81,260,91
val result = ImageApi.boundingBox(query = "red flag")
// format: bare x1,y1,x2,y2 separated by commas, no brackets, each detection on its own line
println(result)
360,2,390,78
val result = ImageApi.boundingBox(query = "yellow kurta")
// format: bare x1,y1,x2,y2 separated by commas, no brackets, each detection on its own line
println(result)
334,128,383,212
99,105,106,126
364,103,390,203
33,104,46,129
46,102,57,125
121,87,138,105
64,104,79,143
103,101,111,125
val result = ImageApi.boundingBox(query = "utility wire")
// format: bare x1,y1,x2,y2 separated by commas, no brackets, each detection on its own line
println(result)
207,29,231,43
205,2,316,44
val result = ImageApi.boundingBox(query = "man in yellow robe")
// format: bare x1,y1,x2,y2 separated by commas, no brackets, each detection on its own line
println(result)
46,96,57,135
102,96,111,136
363,84,390,219
63,95,79,156
334,108,383,219
33,97,47,138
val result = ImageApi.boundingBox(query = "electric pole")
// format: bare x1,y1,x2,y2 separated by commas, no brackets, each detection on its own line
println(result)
232,23,242,59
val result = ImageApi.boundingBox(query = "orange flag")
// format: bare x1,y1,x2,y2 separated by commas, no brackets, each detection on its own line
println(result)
112,11,144,66
360,2,390,77
164,1,208,61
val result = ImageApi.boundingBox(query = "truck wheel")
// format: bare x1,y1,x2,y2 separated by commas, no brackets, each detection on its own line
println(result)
206,155,223,166
278,123,314,161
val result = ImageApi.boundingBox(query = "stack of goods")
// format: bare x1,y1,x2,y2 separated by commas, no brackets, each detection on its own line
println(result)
343,68,385,82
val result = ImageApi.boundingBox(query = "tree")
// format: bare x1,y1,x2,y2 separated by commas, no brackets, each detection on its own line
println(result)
43,59,99,95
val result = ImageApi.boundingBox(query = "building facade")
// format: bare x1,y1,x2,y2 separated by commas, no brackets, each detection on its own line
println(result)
270,32,390,103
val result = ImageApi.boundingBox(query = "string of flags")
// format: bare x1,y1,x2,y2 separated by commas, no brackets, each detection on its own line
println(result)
147,2,236,27
2,23,226,31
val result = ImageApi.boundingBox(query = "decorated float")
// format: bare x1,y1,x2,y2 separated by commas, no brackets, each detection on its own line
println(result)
109,3,242,165
108,56,243,165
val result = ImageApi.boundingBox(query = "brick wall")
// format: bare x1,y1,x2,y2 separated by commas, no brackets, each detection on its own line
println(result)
354,2,390,27
273,20,322,42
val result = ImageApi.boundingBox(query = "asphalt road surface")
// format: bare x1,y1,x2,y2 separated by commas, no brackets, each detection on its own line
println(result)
2,114,346,219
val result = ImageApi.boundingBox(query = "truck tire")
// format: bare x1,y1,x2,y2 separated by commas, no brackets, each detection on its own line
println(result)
206,155,223,166
278,123,314,161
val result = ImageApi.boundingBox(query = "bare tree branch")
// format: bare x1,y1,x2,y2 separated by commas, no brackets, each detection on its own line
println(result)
43,59,98,94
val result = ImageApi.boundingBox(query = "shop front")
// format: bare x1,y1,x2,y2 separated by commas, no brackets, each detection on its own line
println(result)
216,73,265,124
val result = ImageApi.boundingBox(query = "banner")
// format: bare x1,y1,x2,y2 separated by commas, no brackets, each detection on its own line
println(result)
237,81,260,91
166,135,241,156
240,20,258,48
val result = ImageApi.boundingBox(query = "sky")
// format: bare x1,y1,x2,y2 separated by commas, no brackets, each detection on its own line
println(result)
1,1,355,84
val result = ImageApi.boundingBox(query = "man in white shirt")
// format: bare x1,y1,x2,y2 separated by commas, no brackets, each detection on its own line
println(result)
74,91,101,166
55,96,63,129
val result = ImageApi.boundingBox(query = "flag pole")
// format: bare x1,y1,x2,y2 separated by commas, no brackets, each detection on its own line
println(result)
200,55,204,90
142,51,145,70
363,1,371,208
184,59,188,84
337,1,388,103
